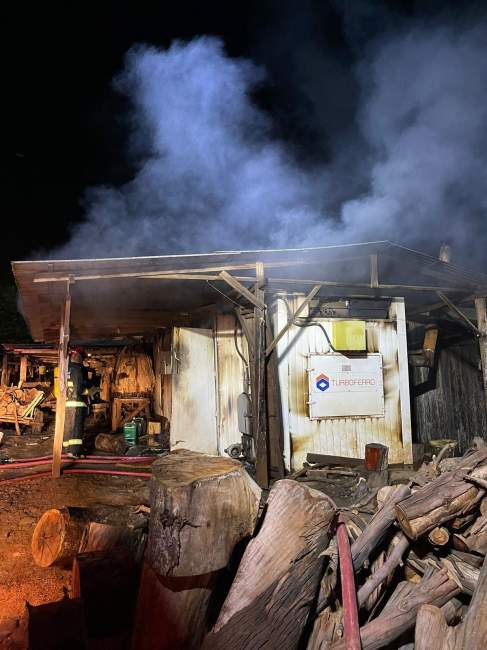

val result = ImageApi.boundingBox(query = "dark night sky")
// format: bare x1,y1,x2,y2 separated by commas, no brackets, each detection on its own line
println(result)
4,1,486,283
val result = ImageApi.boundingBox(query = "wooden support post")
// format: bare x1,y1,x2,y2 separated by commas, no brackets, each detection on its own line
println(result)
370,254,379,289
234,307,254,359
253,262,268,488
392,298,413,465
1,353,8,386
52,287,72,478
19,355,28,384
265,310,285,479
475,297,487,406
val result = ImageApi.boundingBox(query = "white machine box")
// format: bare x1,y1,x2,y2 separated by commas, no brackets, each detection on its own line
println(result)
308,353,384,419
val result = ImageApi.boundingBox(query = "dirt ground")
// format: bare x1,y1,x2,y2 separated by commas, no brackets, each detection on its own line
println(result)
0,429,151,646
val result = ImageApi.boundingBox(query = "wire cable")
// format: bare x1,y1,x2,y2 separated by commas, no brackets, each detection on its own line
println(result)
293,319,338,352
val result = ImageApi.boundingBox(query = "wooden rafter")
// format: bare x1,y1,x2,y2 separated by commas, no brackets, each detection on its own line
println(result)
436,291,480,335
219,271,266,310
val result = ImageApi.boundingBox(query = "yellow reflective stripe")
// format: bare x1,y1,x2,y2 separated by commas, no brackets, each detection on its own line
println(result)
63,439,83,446
66,401,86,408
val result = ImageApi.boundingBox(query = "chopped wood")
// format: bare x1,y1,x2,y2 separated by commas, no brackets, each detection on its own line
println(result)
365,443,388,472
351,483,410,570
306,452,363,467
331,569,460,650
415,555,487,649
395,471,481,539
428,526,450,546
307,604,343,650
357,531,409,608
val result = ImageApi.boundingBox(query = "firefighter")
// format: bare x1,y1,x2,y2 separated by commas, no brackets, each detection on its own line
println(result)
63,347,88,458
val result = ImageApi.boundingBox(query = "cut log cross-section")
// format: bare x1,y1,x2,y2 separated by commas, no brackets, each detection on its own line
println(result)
133,450,261,650
395,471,482,539
203,479,336,650
31,508,86,568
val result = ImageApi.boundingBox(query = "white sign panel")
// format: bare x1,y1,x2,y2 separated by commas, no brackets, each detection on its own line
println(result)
308,353,384,419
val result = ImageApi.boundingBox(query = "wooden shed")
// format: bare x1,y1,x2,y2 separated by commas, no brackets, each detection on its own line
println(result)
10,240,487,484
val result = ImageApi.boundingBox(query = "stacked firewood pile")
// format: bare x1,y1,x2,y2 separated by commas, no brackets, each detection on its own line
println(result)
135,446,487,650
295,443,487,650
307,440,487,650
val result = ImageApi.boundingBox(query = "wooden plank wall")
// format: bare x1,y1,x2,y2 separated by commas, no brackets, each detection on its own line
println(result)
411,340,487,452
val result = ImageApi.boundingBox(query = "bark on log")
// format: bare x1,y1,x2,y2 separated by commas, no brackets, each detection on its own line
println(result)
406,549,480,595
357,531,409,608
330,569,460,650
203,479,336,650
32,507,142,568
351,484,410,570
415,555,487,650
78,521,145,559
134,450,261,650
395,471,481,539
462,514,487,555
31,507,86,567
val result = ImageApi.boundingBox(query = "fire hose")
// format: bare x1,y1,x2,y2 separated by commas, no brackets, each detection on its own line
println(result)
336,514,362,650
0,455,157,470
0,467,152,485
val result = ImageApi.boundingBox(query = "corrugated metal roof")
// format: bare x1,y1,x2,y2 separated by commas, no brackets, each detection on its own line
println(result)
12,241,487,342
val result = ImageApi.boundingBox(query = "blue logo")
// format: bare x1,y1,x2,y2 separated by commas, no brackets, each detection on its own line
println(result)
316,373,330,392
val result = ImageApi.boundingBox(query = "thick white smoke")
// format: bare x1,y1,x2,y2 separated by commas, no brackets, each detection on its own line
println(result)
55,27,487,264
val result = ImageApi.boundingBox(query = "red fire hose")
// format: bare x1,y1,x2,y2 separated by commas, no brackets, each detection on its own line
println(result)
0,467,152,485
0,455,158,470
0,456,155,472
336,514,362,650
1,453,157,463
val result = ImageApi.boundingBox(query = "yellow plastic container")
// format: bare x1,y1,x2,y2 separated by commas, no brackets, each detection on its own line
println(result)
54,367,59,398
331,320,366,351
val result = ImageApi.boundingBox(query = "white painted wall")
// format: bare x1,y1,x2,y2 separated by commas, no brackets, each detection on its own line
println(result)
272,295,412,470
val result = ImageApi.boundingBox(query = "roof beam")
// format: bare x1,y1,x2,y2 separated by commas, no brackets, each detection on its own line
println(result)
436,291,480,335
219,271,266,310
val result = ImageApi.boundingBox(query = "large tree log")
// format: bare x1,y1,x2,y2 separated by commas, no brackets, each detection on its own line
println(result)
331,569,460,650
32,507,143,567
203,479,336,650
395,471,482,539
133,450,261,650
31,507,86,567
350,484,410,570
415,555,487,650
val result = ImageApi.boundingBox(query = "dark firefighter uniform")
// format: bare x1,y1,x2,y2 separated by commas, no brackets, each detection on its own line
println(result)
63,350,88,457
